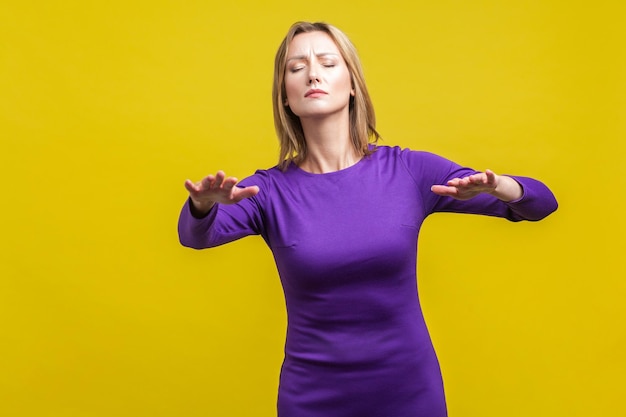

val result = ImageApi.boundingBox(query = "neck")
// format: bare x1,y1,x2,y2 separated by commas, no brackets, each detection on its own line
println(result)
298,110,360,174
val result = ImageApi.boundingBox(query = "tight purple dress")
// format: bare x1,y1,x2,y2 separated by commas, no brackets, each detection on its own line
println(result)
178,146,557,417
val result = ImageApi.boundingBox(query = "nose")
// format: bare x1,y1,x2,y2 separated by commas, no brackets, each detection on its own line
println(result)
308,68,321,85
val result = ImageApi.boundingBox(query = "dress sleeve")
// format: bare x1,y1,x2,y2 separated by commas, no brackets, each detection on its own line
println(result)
398,149,558,222
177,170,269,249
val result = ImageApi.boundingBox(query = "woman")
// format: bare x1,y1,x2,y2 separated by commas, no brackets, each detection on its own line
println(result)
178,21,558,417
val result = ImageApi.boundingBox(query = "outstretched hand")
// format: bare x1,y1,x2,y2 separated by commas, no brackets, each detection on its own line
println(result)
184,170,259,215
430,169,499,201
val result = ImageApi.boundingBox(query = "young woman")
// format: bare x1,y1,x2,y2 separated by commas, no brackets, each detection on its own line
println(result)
178,21,558,417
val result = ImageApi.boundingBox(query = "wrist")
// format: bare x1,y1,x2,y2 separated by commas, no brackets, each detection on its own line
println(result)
189,198,215,217
490,175,523,202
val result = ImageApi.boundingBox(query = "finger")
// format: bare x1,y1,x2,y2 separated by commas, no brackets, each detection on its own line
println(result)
222,177,238,190
200,174,216,190
469,173,487,185
214,170,226,188
458,177,472,187
446,178,461,187
431,185,458,197
232,185,260,202
184,179,199,194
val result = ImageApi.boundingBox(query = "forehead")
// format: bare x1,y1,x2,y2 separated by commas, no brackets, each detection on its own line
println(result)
287,31,341,57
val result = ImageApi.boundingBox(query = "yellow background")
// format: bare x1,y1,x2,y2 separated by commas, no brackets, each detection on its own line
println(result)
2,1,625,416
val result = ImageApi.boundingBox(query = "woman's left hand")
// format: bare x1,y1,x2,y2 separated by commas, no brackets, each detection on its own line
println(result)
431,169,522,202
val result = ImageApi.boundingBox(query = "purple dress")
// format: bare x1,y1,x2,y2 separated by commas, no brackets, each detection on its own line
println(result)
178,146,557,417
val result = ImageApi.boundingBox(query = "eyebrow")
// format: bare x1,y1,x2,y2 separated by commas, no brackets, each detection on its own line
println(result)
286,52,340,62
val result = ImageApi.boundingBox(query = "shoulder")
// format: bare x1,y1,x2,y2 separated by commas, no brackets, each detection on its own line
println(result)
237,165,281,190
372,144,445,166
237,164,295,197
372,145,465,188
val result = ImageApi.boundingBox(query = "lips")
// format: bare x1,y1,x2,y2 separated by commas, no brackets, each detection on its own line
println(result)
305,89,327,97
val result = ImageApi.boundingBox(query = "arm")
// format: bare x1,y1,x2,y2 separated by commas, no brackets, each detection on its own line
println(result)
431,169,522,202
399,149,558,222
430,168,558,221
178,170,265,249
184,170,260,216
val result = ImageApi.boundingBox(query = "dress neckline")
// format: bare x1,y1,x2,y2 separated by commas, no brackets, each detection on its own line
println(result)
288,145,378,178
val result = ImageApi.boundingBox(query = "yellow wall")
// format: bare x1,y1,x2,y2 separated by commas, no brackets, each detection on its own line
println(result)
1,1,624,416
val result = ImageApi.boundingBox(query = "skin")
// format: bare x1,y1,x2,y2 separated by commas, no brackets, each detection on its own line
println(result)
431,169,523,202
184,170,259,217
184,31,522,216
284,31,359,174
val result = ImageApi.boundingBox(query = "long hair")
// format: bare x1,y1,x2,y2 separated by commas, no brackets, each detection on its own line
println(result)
272,22,381,169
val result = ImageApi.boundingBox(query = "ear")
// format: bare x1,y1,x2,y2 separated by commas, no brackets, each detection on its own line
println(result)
284,99,289,106
350,88,355,97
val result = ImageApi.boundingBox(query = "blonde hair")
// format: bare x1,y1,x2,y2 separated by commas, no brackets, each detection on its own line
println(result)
272,22,381,169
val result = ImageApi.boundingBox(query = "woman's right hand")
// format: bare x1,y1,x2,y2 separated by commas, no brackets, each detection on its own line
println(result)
184,170,260,216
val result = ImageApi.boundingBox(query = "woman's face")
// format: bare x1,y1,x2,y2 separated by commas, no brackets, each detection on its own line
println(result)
284,31,354,120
